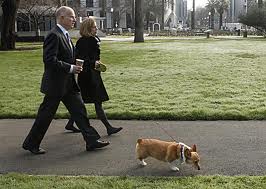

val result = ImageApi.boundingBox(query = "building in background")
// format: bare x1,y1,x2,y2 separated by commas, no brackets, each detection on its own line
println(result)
75,0,131,30
62,0,187,30
15,0,189,33
72,0,184,31
175,0,187,27
228,0,257,23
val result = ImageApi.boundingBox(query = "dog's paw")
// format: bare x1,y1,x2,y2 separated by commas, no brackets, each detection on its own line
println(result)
140,160,147,166
170,166,180,171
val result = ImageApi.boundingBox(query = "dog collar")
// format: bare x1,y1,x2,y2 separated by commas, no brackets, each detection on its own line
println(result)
180,144,185,164
179,142,191,164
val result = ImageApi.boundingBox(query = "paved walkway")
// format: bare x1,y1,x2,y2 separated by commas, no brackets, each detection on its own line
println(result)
0,119,266,176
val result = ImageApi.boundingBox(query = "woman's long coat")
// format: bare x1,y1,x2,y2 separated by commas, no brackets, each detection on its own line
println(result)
75,36,109,103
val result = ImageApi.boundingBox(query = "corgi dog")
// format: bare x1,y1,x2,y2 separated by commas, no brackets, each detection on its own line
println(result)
136,138,200,171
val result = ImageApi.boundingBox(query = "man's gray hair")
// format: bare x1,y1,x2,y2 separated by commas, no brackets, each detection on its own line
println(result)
56,6,73,18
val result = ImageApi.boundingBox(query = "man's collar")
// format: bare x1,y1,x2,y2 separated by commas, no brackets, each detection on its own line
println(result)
57,24,68,36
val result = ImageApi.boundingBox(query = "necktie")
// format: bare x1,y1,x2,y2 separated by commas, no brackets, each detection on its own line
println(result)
66,32,72,49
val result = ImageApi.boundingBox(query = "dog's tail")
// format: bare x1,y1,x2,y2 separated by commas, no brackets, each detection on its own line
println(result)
137,138,143,144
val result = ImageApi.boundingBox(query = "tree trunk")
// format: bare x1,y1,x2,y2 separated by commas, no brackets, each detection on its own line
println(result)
131,0,135,28
219,13,222,30
1,0,20,50
161,0,164,29
211,9,215,29
258,0,263,8
146,11,150,30
134,0,144,42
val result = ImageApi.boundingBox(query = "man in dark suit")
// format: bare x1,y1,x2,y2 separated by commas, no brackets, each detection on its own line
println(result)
22,6,110,155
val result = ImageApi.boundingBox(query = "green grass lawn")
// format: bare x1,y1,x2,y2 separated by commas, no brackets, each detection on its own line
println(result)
1,173,266,189
1,37,266,187
1,38,266,120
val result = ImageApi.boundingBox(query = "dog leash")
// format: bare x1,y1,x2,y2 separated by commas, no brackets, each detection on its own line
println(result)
156,122,186,163
155,122,177,142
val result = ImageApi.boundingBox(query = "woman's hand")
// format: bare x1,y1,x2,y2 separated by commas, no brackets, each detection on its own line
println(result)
95,61,100,70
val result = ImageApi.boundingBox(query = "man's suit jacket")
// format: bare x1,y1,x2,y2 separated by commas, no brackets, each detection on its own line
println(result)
41,26,79,97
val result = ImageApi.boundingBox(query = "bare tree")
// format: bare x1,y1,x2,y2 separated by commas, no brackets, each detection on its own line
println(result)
1,0,20,50
18,0,59,36
143,0,175,30
143,0,160,29
134,0,144,42
195,7,209,28
65,0,81,16
105,0,132,28
239,6,266,35
206,0,216,29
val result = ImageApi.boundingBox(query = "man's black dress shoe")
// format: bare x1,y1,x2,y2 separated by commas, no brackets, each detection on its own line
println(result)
65,124,81,133
23,145,46,155
107,127,123,136
86,140,110,151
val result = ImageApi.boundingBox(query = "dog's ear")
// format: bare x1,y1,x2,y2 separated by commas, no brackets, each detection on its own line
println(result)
185,149,191,158
192,144,197,152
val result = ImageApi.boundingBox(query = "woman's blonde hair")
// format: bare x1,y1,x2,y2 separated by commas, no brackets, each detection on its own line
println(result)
79,17,96,37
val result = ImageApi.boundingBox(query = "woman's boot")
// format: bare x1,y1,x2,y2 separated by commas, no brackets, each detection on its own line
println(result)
65,118,81,133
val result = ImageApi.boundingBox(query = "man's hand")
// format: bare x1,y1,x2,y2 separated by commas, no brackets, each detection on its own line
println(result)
73,65,83,73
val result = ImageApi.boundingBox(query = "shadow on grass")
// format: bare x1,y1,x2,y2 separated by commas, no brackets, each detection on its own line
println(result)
15,46,42,51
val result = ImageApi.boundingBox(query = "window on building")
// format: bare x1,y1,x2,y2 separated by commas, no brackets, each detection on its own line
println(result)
113,0,120,7
100,10,105,17
99,0,106,8
86,0,93,7
87,11,94,16
113,11,119,27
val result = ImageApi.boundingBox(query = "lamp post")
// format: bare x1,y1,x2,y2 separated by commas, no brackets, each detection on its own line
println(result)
110,7,113,30
208,12,211,29
224,16,226,29
191,8,194,29
243,0,248,37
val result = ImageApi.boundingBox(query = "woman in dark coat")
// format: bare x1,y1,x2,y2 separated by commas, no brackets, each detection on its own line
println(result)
65,17,122,135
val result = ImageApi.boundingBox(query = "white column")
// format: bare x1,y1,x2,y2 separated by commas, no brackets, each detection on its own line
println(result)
119,0,126,28
106,0,113,29
80,0,86,7
106,12,112,28
231,0,235,22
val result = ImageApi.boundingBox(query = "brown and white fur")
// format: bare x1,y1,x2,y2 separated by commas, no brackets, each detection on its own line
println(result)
136,138,200,171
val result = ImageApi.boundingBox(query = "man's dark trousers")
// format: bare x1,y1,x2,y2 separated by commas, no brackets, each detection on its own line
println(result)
23,86,100,149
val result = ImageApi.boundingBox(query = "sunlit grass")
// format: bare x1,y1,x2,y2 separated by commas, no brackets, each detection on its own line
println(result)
0,173,266,189
1,38,266,120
